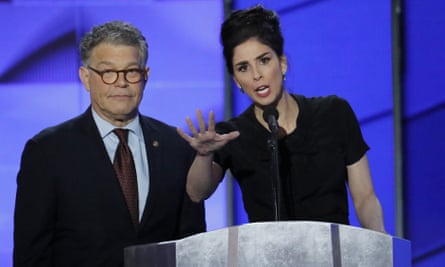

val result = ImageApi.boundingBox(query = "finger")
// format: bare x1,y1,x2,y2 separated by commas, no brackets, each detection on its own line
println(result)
215,131,240,142
208,110,215,132
186,116,199,137
196,109,206,133
228,131,240,140
176,127,192,142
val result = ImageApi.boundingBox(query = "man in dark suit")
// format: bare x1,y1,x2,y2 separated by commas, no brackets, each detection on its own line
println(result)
13,21,206,267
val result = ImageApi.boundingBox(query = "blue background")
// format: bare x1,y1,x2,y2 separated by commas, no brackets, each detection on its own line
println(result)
0,0,444,266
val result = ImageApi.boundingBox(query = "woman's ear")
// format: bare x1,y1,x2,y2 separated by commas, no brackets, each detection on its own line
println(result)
280,55,288,75
233,78,241,89
233,77,244,93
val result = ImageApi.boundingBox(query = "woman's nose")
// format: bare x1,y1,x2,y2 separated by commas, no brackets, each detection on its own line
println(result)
252,67,262,81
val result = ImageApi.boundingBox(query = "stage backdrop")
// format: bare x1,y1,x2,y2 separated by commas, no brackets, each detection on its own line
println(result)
403,0,445,266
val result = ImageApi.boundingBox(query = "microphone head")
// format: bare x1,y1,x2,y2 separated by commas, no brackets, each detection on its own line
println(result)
262,106,279,122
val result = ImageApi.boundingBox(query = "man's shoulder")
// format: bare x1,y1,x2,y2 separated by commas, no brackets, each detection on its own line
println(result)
139,114,176,133
31,111,91,143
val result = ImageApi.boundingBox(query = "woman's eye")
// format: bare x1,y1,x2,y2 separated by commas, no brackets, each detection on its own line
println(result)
260,57,271,64
237,65,248,72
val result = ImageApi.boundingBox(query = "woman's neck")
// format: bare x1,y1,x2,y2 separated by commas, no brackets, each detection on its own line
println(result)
255,92,299,135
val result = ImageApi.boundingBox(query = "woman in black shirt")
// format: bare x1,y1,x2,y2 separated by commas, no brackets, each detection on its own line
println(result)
177,5,385,233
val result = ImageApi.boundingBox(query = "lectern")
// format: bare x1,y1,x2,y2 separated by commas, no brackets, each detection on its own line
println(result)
125,221,411,267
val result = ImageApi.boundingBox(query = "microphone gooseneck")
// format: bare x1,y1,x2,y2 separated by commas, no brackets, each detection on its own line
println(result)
262,106,281,221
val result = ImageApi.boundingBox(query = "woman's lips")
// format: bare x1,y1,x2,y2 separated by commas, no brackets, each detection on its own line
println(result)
255,85,271,97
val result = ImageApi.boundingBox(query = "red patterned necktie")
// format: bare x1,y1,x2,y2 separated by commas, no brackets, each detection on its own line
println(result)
113,129,139,227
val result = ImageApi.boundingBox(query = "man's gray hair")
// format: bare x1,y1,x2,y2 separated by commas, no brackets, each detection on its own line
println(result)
79,21,148,66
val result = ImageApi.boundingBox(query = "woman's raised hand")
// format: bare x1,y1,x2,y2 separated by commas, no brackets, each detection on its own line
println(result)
177,110,239,156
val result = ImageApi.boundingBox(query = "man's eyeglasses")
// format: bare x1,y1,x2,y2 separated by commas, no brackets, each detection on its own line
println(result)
87,66,147,84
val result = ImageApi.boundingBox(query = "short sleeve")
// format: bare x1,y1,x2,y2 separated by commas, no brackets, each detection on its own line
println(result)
213,121,236,172
338,98,369,165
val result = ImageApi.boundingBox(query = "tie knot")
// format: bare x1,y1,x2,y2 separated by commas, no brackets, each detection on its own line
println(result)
113,128,129,143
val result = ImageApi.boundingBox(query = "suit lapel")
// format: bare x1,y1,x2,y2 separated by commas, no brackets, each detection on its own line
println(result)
78,108,136,227
138,116,163,225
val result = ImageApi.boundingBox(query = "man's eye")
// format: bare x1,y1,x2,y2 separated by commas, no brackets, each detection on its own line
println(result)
127,69,141,74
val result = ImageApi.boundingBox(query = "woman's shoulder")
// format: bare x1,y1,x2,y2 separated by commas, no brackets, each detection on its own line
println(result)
215,104,257,134
294,94,352,117
295,94,349,108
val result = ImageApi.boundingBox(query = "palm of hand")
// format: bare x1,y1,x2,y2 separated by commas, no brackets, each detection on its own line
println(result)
177,110,239,156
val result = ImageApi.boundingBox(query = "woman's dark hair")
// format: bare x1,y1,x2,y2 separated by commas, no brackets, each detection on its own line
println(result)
221,5,284,75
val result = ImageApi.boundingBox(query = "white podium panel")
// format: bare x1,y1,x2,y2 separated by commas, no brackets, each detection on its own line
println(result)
125,221,411,267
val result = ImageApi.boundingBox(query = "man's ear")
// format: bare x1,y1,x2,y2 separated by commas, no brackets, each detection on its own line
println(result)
79,66,91,92
144,67,150,81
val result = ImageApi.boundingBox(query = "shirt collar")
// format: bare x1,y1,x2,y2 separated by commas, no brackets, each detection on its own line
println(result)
91,108,143,140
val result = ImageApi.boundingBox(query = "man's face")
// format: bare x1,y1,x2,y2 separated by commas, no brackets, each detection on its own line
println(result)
79,42,149,126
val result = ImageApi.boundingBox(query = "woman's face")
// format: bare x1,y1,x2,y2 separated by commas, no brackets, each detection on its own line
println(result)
232,38,287,107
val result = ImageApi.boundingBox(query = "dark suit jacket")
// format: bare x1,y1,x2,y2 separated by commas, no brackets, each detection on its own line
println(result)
14,108,206,267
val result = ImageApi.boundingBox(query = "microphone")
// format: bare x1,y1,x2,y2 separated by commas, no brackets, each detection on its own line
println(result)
262,107,280,136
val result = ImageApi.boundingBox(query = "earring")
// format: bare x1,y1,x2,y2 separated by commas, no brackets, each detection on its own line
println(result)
282,72,287,81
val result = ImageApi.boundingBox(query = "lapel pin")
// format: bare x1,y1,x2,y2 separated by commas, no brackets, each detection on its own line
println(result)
152,140,159,147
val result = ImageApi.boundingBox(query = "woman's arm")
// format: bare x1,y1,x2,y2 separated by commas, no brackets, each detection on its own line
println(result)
177,110,239,202
186,154,224,202
347,154,386,233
